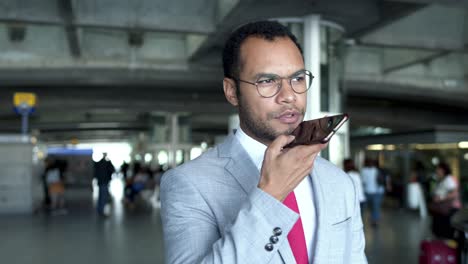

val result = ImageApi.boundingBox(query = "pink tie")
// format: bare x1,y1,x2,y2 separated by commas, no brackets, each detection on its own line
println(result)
283,191,309,264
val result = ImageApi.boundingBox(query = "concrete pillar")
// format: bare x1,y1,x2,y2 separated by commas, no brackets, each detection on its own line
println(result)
0,135,40,214
169,113,179,168
302,16,348,166
149,113,193,168
402,147,412,208
150,114,168,143
303,15,322,120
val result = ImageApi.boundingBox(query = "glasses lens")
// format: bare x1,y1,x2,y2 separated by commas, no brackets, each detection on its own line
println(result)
256,77,280,97
291,71,312,94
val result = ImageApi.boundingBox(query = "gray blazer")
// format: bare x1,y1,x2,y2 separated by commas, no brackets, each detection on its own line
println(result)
160,134,367,264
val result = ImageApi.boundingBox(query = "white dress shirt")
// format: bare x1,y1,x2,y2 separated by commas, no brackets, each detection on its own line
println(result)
236,127,316,261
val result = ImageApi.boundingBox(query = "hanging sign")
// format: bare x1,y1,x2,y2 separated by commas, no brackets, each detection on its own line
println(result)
13,92,36,114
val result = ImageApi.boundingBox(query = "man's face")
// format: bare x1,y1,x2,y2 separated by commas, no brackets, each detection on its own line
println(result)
236,36,307,145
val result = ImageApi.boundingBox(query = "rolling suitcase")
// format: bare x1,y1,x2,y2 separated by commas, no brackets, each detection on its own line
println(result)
419,239,457,264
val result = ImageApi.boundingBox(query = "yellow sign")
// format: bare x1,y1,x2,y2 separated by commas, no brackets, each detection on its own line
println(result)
13,92,36,107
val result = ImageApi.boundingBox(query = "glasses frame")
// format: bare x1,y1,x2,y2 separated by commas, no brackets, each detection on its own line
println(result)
234,70,314,98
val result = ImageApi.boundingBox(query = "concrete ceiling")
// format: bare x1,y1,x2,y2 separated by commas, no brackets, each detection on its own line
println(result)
0,0,467,143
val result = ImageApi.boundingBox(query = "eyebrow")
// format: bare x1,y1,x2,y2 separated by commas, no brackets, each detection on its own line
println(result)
288,69,307,77
253,69,306,80
253,73,279,80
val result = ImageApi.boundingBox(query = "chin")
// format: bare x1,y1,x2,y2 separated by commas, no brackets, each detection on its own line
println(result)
277,126,296,136
288,122,301,132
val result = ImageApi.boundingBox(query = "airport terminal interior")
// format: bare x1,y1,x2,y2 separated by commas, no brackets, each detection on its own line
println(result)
1,0,468,263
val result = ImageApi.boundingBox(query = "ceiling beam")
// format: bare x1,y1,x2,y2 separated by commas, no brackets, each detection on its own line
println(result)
345,79,468,109
0,17,212,35
350,2,425,39
384,0,468,6
346,99,468,131
189,0,258,62
0,66,221,86
57,0,81,58
383,50,452,74
355,41,466,52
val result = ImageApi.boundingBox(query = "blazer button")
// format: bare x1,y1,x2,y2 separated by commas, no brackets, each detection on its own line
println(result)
265,243,274,251
273,227,282,236
270,236,279,244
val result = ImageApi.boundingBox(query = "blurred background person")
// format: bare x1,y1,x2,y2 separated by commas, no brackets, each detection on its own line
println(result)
125,165,150,208
41,157,53,210
344,158,366,216
362,158,385,227
45,158,67,215
412,160,429,202
120,161,129,182
407,161,428,218
94,152,115,217
429,162,461,239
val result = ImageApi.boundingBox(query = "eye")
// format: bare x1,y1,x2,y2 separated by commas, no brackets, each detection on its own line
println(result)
291,75,305,82
257,78,277,85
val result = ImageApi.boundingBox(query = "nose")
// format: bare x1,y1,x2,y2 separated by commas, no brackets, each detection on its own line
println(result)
275,78,296,103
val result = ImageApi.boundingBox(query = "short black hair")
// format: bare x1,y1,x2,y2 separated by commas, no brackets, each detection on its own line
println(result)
222,20,303,80
343,158,356,172
437,162,452,176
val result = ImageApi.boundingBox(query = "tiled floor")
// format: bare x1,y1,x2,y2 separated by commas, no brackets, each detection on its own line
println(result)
1,181,432,264
363,206,431,263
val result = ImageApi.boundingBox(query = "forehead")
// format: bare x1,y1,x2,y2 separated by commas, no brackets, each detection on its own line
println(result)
239,36,304,76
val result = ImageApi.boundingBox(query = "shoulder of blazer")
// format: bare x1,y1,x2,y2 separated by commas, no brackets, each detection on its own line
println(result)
314,156,351,185
217,133,243,159
162,134,238,179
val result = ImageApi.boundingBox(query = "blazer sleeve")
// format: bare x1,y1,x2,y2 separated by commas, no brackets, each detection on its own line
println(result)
160,169,298,264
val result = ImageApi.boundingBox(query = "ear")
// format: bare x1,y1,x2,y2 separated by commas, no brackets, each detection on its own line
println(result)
223,78,239,106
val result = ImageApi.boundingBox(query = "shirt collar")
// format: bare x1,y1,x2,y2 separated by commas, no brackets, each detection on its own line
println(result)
235,127,267,171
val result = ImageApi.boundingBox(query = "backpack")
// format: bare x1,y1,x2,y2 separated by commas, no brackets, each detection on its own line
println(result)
377,169,387,186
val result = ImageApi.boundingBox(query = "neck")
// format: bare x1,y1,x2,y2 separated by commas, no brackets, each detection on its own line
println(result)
239,123,271,146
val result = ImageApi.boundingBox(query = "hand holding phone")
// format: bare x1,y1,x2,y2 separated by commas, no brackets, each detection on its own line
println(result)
284,113,349,148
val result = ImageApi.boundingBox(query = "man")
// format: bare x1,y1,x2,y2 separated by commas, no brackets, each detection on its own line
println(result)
161,21,367,264
94,152,115,216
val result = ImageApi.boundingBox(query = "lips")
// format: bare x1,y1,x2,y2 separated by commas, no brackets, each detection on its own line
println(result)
276,110,301,124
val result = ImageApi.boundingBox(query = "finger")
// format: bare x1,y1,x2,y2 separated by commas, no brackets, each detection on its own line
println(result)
303,142,328,154
267,135,295,155
293,144,322,157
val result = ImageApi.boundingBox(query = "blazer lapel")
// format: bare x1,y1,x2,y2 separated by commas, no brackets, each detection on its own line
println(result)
309,157,339,262
218,134,260,195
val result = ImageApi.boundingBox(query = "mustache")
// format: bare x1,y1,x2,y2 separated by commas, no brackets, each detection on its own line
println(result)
267,107,305,119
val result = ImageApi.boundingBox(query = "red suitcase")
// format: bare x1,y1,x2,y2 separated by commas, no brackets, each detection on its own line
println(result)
419,239,457,264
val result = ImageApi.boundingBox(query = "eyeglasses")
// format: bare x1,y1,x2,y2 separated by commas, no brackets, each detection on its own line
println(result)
235,70,314,98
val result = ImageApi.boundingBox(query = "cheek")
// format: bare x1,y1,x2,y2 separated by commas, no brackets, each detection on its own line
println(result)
298,94,307,108
240,95,270,118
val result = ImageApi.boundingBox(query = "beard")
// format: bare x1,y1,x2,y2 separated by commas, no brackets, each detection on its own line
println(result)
237,94,304,144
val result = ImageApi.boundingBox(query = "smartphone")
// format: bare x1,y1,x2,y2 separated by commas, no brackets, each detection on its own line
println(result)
284,113,349,148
